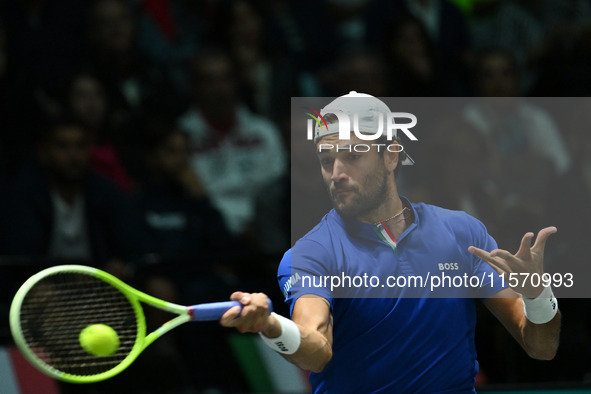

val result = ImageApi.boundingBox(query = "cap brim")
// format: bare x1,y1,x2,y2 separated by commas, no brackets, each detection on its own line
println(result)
401,153,415,166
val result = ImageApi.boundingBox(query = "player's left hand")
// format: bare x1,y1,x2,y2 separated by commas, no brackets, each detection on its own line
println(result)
468,227,557,298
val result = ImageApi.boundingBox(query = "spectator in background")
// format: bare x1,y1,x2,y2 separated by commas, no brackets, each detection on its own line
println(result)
365,0,471,93
64,71,132,192
546,100,591,280
382,14,448,96
259,0,352,97
467,0,544,92
467,0,591,93
85,0,184,181
402,0,470,57
321,48,390,97
136,0,201,78
366,0,470,60
177,49,286,237
544,99,591,382
1,119,132,264
424,118,499,224
225,0,296,122
462,49,569,249
530,14,591,95
324,0,374,46
464,49,571,176
124,122,267,392
135,0,229,96
85,0,182,126
132,123,239,272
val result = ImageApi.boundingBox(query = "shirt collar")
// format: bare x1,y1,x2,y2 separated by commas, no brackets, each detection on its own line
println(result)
333,195,419,245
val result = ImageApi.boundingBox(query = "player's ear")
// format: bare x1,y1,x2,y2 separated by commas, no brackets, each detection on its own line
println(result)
383,145,399,174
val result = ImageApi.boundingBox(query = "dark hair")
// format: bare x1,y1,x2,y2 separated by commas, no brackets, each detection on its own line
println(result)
88,0,133,23
383,12,434,60
188,47,235,81
142,118,188,152
474,47,519,81
323,113,339,125
38,117,87,145
61,69,103,103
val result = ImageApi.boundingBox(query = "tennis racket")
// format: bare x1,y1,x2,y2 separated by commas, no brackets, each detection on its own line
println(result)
9,264,272,383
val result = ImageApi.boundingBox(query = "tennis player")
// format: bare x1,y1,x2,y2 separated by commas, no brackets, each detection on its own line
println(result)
220,92,561,393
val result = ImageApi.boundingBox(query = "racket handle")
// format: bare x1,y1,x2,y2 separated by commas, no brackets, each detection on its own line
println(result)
189,299,273,321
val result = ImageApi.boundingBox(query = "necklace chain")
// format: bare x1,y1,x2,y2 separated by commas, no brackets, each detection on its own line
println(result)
374,206,410,226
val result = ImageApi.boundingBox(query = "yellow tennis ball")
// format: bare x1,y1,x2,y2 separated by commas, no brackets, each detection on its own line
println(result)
79,324,120,357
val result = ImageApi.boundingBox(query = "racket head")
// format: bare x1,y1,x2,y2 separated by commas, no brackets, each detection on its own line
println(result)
9,265,148,383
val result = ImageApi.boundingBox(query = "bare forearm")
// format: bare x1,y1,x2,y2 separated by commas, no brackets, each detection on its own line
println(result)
522,310,561,360
284,324,332,372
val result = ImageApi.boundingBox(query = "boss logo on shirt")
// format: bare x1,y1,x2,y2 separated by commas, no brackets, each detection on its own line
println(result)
438,262,459,271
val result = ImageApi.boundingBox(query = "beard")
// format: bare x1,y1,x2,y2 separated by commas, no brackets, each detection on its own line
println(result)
328,162,390,219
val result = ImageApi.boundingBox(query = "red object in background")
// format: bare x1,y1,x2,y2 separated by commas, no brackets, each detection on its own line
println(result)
9,347,59,394
142,0,177,40
475,368,488,386
91,143,133,192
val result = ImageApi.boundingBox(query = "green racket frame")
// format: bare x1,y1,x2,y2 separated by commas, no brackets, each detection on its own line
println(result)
10,265,192,383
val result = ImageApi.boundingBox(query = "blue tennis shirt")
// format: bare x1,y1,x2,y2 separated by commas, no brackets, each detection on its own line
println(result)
278,198,507,393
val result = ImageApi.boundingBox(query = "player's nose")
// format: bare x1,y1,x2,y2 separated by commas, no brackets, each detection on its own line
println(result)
330,159,348,183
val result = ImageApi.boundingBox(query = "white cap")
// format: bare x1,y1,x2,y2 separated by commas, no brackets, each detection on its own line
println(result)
314,91,414,165
313,91,391,143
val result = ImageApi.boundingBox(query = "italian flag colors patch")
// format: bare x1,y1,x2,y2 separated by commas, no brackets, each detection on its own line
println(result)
375,222,398,251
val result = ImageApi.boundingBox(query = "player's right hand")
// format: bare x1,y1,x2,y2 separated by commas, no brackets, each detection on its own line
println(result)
220,291,274,334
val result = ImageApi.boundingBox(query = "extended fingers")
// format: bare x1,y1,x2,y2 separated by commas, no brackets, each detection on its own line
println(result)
468,246,512,274
532,226,557,254
490,248,515,261
516,232,534,258
468,246,504,264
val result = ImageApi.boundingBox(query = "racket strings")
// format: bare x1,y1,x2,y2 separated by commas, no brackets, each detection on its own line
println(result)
19,272,138,376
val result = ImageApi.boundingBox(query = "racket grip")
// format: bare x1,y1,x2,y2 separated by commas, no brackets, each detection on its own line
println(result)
189,299,273,321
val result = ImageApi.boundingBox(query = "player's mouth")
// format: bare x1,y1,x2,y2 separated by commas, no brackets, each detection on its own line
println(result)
332,188,354,198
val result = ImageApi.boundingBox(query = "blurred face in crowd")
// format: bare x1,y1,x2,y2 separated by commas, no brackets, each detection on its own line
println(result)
152,131,191,178
192,55,237,119
90,0,135,54
40,126,91,184
230,1,262,47
392,19,428,61
339,54,389,97
476,53,519,97
68,75,107,131
389,18,433,81
316,134,396,219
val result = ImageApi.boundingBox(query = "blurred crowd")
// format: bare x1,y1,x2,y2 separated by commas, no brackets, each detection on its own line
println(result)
0,0,591,392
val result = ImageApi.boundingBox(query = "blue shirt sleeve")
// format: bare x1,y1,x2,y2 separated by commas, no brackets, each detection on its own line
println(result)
277,240,335,316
